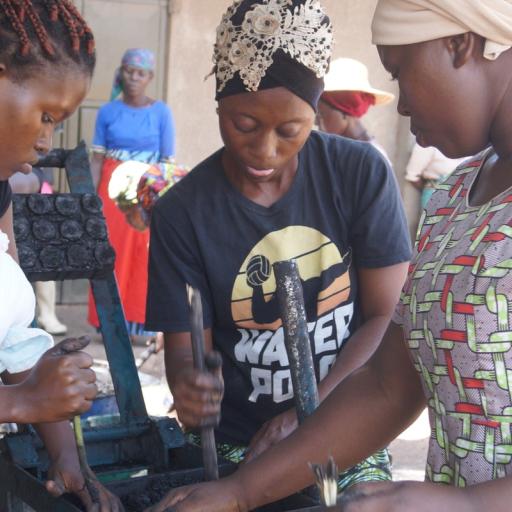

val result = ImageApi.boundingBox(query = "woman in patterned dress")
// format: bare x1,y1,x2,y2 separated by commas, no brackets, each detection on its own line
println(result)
145,1,512,511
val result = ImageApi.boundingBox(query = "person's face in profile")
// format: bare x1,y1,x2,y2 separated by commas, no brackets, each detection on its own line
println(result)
316,100,350,136
378,36,491,159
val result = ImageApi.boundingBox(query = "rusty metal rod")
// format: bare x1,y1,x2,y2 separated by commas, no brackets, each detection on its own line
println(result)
72,416,100,506
274,260,322,503
186,284,219,481
135,338,157,370
273,260,320,423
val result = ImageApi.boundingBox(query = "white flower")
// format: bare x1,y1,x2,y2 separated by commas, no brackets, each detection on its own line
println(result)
108,161,151,206
243,5,281,37
0,230,9,253
229,40,256,68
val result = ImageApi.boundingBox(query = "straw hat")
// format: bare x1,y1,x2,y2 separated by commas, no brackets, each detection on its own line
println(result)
324,58,395,105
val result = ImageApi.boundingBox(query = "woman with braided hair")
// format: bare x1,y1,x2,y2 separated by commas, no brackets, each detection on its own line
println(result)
147,0,512,511
0,1,121,510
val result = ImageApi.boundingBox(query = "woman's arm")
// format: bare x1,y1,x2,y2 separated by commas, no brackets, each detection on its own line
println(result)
90,104,108,188
0,384,22,423
239,323,425,510
338,474,512,512
239,324,425,509
148,321,426,512
244,262,409,462
2,367,122,511
316,262,408,399
0,345,96,424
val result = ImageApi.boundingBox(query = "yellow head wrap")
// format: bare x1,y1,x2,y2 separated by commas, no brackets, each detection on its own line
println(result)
372,0,512,60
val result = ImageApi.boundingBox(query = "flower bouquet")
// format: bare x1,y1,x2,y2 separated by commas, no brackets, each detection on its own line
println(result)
108,159,188,228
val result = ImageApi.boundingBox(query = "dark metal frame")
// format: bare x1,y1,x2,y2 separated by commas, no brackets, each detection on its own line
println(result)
0,143,327,512
0,143,185,511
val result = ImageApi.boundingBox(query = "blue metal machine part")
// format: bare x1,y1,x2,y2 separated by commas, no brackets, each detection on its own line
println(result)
0,143,186,510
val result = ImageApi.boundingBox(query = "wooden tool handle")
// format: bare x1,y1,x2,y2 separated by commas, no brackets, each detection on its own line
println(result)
186,284,220,481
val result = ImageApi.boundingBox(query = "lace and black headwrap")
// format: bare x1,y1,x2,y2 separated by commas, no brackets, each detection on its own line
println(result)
212,0,333,111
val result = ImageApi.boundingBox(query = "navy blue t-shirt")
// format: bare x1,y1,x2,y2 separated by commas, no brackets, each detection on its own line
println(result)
0,180,12,217
146,131,411,445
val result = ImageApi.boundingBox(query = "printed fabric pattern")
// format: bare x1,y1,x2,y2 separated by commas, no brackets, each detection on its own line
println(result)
187,432,391,491
395,151,512,486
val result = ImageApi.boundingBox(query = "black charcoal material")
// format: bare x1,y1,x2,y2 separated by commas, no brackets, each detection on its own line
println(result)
13,193,115,281
27,194,53,215
33,219,57,241
55,195,80,216
82,193,102,214
13,218,30,241
109,460,315,511
85,217,108,240
17,245,37,268
94,242,116,267
60,219,84,241
68,244,93,267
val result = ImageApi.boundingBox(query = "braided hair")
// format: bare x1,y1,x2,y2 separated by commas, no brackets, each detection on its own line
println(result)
0,0,95,82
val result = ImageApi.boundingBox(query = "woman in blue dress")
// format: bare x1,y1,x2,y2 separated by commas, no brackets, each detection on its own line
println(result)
88,48,175,335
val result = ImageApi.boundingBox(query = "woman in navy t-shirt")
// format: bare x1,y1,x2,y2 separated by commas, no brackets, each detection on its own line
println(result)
145,1,411,507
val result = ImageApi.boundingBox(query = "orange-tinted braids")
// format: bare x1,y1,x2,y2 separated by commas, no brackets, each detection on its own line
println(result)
2,0,32,56
0,0,95,75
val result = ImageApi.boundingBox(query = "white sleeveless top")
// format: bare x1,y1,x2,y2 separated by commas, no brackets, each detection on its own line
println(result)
0,230,52,374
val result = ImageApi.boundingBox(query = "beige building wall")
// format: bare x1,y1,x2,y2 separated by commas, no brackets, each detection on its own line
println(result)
167,0,231,167
166,0,419,230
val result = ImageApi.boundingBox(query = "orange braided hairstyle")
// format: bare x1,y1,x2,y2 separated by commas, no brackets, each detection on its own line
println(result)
0,0,95,80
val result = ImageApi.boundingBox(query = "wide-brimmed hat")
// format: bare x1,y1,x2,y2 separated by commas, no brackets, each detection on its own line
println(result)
324,58,395,106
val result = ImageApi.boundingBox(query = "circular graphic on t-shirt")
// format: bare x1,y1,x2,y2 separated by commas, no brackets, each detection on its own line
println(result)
231,226,351,330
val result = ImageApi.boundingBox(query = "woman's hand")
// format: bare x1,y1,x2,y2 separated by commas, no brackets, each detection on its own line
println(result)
145,478,246,512
46,453,124,511
172,365,224,429
150,332,164,353
339,481,473,512
243,409,298,464
15,337,97,423
119,204,147,231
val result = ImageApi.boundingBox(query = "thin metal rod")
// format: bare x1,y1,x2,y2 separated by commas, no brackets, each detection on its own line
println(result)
186,284,219,481
72,417,100,506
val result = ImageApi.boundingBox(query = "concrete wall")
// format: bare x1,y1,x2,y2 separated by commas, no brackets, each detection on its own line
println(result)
166,0,417,219
166,0,231,168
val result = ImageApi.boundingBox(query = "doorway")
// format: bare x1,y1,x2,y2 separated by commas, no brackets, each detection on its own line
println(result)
59,0,170,304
